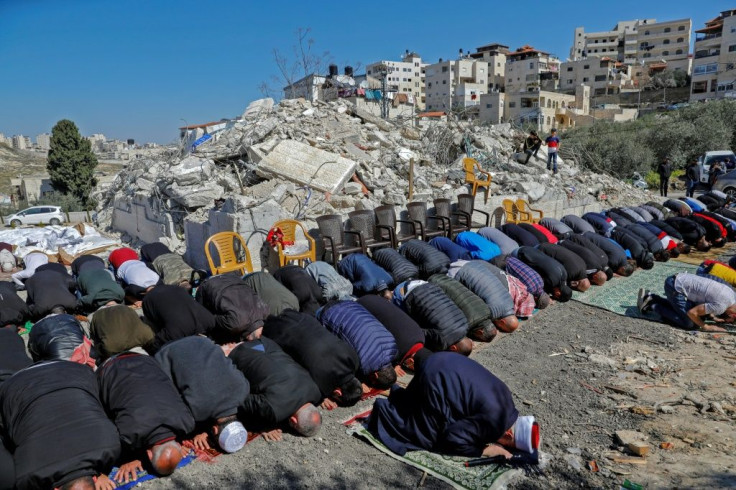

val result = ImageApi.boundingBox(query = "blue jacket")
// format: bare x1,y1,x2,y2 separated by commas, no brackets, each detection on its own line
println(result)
453,232,501,261
368,352,518,457
582,212,615,237
682,198,704,213
317,301,397,375
429,237,472,262
338,254,393,295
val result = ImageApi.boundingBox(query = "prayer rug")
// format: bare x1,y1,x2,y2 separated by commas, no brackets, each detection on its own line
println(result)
572,261,698,319
672,242,736,265
346,416,519,490
108,450,197,489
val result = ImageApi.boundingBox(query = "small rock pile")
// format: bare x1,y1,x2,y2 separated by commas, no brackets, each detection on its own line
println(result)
94,97,654,252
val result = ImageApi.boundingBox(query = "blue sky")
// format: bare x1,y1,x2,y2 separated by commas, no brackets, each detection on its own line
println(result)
0,0,730,143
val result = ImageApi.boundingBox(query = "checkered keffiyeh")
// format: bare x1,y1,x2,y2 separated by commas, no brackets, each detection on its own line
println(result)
507,274,535,318
506,256,545,297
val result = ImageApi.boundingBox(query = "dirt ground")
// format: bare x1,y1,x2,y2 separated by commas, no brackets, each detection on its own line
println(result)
139,300,736,490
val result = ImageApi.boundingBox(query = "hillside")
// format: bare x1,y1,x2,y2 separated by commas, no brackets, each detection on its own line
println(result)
0,143,48,194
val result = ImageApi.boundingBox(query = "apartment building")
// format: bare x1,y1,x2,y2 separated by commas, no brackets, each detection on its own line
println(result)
469,43,509,92
570,18,692,75
505,45,560,94
559,57,634,96
36,133,51,151
11,135,27,150
366,50,428,109
691,9,736,102
424,57,489,112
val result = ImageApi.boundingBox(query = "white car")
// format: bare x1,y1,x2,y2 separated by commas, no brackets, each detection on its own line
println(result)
6,206,65,227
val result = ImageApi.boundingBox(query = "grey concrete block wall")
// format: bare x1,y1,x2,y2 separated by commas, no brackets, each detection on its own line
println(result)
111,195,178,246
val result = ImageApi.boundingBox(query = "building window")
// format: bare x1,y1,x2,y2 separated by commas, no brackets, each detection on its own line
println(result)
486,103,492,108
442,66,448,72
729,45,736,52
677,37,684,43
509,102,516,108
644,30,650,35
676,49,683,55
583,77,589,82
567,67,573,72
567,79,573,84
442,80,446,84
584,64,589,69
529,62,534,69
664,27,671,33
643,53,651,58
678,25,685,31
663,51,669,56
663,39,670,44
595,75,606,81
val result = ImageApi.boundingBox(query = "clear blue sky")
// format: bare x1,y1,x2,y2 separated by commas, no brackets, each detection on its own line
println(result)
0,0,730,144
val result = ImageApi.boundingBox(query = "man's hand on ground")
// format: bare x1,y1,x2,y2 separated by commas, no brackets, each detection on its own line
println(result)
320,398,338,411
115,460,143,483
193,431,211,450
482,443,513,459
700,324,727,332
394,365,406,378
94,474,115,490
262,429,283,442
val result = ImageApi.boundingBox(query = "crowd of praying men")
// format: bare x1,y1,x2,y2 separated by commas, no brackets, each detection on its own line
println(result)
1,190,736,489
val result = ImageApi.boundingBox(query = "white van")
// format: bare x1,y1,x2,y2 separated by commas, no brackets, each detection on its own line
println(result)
698,150,736,183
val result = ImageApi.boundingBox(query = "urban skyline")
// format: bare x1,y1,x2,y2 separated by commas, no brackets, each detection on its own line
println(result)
0,0,730,143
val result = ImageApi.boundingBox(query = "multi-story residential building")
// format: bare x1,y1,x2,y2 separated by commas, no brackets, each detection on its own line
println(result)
87,133,106,152
504,45,560,95
691,9,736,102
283,74,327,101
366,50,428,109
559,57,634,96
424,57,489,112
469,43,509,92
570,18,692,76
36,133,51,151
478,92,505,124
12,135,26,150
504,85,591,132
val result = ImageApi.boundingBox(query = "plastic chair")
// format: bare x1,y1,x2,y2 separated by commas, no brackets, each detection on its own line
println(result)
348,210,393,252
406,201,447,241
516,199,544,223
502,199,520,224
204,231,253,276
456,194,490,229
374,205,417,248
434,198,469,238
272,219,317,267
463,157,492,204
316,214,367,265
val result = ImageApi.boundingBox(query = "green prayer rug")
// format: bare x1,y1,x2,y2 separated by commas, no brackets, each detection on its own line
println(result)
346,423,520,490
572,261,698,319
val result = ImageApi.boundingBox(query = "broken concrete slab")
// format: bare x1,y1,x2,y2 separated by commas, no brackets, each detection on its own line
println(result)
173,156,214,186
252,140,357,194
166,182,224,209
243,98,274,118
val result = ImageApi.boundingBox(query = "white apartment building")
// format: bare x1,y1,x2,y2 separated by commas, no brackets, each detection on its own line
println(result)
36,133,51,151
570,18,692,75
559,57,634,96
691,9,736,102
505,45,560,95
424,58,489,112
283,74,327,101
12,135,27,150
469,43,509,92
366,50,428,110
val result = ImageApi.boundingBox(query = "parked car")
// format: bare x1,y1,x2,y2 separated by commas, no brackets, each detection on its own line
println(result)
698,150,736,184
5,206,65,227
713,170,736,199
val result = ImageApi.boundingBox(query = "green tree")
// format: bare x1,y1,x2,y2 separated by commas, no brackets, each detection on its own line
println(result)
47,119,98,206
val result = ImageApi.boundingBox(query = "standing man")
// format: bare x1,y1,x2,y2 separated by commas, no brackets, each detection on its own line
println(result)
686,160,699,198
523,130,541,164
544,128,560,174
657,158,673,197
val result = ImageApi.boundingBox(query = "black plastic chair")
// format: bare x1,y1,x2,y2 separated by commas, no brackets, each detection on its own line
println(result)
406,201,447,241
348,210,393,253
316,214,366,265
457,194,490,229
374,205,417,248
434,198,469,238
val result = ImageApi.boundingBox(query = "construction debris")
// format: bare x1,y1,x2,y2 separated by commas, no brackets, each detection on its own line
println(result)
93,97,654,267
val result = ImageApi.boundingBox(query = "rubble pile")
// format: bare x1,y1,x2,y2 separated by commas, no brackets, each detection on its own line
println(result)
95,97,653,257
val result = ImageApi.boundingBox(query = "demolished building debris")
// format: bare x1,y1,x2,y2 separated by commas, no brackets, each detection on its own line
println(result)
95,97,653,270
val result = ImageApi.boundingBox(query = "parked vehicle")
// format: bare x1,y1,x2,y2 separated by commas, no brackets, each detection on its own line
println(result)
5,206,65,227
713,170,736,199
698,151,736,184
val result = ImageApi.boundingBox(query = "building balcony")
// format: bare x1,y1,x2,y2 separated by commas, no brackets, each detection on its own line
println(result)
696,33,722,42
695,50,721,59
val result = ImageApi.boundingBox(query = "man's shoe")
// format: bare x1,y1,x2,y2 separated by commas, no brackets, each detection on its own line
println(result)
637,288,653,312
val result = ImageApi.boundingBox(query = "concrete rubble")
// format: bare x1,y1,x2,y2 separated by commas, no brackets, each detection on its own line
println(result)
94,97,654,269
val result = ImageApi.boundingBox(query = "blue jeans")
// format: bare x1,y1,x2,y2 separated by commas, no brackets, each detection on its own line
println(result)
547,152,558,172
649,275,697,330
686,179,696,197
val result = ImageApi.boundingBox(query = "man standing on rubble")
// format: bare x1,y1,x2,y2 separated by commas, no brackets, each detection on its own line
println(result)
523,131,541,164
543,128,560,175
657,158,673,197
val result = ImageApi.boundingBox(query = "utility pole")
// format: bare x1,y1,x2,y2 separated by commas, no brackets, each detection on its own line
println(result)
381,72,389,119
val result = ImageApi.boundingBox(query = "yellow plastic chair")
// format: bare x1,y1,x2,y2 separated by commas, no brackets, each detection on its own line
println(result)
502,199,519,224
463,158,492,204
516,199,544,223
272,219,317,267
204,231,253,276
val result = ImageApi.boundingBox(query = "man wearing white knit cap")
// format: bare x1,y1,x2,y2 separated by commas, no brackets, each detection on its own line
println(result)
368,352,540,458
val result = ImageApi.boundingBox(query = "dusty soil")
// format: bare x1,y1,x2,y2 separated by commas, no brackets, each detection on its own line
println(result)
139,300,736,490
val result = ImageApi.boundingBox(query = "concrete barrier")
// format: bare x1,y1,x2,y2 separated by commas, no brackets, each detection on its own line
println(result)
111,195,179,246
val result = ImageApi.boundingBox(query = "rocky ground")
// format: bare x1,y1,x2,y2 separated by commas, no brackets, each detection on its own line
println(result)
141,299,736,490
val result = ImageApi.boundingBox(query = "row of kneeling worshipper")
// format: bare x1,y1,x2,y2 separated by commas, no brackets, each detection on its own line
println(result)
2,190,736,488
